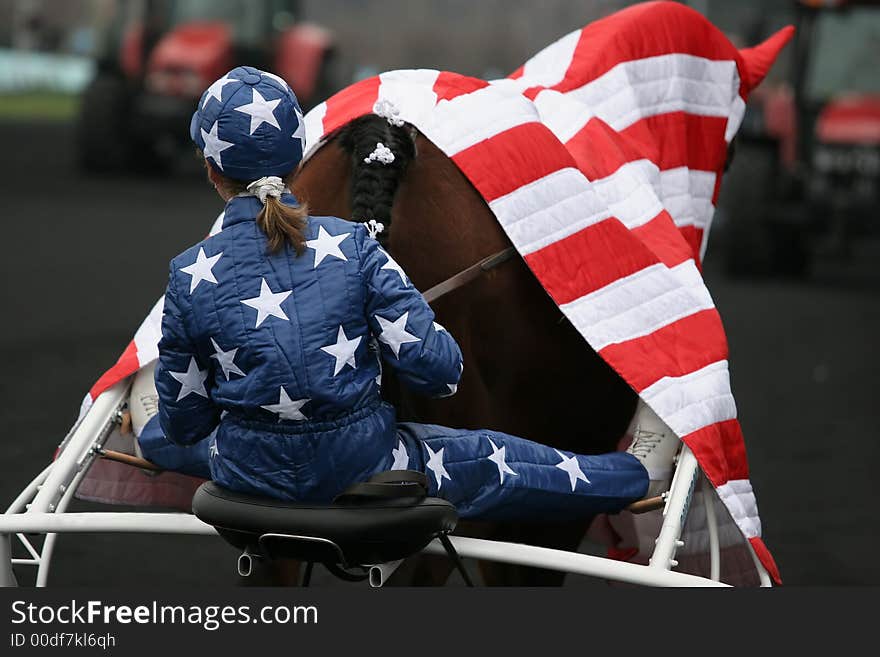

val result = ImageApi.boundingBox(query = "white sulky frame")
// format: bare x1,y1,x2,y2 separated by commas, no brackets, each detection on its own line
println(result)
0,379,771,588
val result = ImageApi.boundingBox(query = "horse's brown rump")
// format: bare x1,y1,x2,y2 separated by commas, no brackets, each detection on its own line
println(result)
294,115,637,584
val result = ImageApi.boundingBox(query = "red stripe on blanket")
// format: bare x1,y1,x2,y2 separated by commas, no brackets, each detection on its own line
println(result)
524,218,658,305
452,122,574,202
630,211,697,268
620,112,729,173
750,537,783,585
552,3,742,94
321,76,381,136
599,309,728,391
89,340,139,399
682,418,749,486
433,72,490,101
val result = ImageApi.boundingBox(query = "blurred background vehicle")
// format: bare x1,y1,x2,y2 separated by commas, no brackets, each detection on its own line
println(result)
75,0,337,172
709,0,880,277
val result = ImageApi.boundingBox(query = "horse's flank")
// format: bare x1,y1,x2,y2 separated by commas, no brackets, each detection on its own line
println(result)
293,116,637,584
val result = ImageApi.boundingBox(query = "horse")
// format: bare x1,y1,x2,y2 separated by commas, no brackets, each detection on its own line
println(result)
292,114,638,586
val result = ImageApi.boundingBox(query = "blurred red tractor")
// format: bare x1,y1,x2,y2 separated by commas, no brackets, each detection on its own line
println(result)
718,0,880,276
76,0,337,172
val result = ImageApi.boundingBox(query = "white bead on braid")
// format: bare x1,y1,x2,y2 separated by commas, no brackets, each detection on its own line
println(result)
364,219,385,240
373,99,405,127
364,142,395,165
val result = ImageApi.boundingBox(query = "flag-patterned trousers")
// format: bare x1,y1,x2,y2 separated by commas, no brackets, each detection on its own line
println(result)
139,417,648,521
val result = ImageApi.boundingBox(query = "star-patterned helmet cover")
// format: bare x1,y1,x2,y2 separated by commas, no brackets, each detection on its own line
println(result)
190,66,306,182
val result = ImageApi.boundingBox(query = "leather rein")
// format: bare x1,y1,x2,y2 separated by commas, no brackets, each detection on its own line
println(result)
420,246,518,304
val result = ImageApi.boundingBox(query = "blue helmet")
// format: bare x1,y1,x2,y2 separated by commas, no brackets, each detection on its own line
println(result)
190,66,306,181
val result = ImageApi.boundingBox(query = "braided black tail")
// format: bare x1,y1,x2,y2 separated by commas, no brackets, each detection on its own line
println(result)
338,114,415,240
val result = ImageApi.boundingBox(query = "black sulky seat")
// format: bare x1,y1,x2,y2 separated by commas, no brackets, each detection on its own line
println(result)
192,470,472,586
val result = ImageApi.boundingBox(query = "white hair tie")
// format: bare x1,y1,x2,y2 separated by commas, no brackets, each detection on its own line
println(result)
246,176,286,204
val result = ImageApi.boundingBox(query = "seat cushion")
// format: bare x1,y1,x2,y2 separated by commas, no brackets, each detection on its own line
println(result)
192,481,458,565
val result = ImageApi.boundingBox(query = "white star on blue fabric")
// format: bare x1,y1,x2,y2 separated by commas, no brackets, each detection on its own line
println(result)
202,74,237,108
554,449,590,491
201,121,234,170
320,326,362,376
487,438,518,485
209,440,220,459
375,311,420,358
425,444,451,489
447,361,463,395
168,357,209,401
179,247,222,293
306,226,349,268
391,440,409,470
210,338,246,380
261,387,309,421
240,278,291,328
234,88,281,135
292,105,306,150
379,248,408,286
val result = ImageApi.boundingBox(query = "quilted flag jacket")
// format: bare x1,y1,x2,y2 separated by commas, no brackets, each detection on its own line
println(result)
155,193,463,500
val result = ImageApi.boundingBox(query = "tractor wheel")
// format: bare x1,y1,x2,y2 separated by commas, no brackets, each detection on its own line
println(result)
75,73,133,173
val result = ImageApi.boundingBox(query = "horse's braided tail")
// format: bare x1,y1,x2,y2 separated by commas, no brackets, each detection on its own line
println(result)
339,114,415,237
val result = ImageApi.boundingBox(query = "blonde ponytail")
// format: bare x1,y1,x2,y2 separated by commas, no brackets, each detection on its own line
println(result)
257,196,309,255
200,152,309,256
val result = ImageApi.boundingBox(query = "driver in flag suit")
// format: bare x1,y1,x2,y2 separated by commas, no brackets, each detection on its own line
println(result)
134,67,678,521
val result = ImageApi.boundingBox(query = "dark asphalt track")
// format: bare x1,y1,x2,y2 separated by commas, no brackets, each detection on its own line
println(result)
1,121,878,586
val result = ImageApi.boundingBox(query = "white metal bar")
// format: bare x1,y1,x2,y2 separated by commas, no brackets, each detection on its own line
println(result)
0,512,728,586
35,527,59,586
53,395,92,458
15,534,40,562
0,513,214,588
5,463,53,514
368,560,404,588
35,454,97,587
649,445,699,570
3,465,53,585
423,535,728,587
745,537,772,587
3,456,95,586
0,512,217,535
0,534,17,586
28,380,129,514
702,477,721,582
